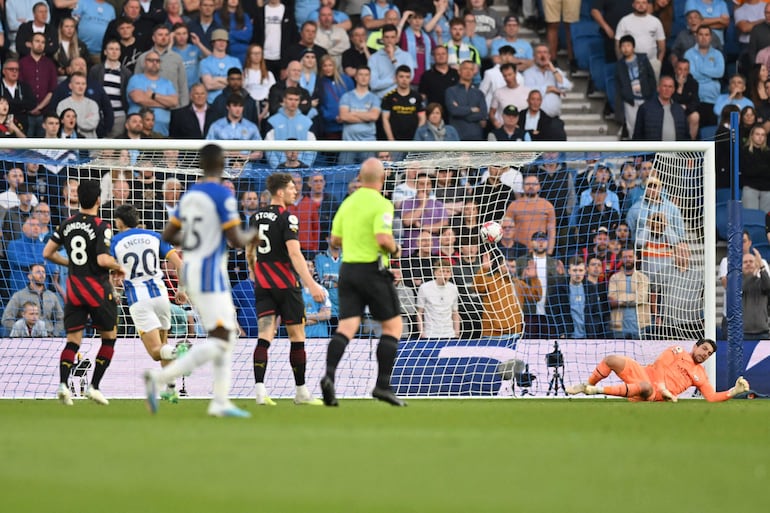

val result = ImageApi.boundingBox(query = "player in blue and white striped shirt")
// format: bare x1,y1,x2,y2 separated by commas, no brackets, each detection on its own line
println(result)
112,204,187,402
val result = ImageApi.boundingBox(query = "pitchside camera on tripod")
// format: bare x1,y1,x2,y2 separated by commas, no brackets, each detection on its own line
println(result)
546,341,566,396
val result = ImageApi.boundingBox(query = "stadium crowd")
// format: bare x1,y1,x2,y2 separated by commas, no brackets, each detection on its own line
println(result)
1,0,770,341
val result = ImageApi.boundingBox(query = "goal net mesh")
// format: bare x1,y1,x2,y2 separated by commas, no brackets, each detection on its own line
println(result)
0,145,710,399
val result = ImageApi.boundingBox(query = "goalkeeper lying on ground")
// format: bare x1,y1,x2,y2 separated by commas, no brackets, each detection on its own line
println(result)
566,339,750,402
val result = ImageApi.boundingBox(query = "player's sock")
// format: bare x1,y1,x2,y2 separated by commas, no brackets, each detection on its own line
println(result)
587,360,611,386
59,342,79,384
599,383,642,398
159,344,175,360
253,339,270,383
155,341,221,382
91,338,116,389
375,335,399,390
289,341,307,386
325,332,349,381
211,339,232,406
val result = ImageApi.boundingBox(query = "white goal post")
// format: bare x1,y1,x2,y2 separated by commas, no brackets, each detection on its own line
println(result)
0,139,716,399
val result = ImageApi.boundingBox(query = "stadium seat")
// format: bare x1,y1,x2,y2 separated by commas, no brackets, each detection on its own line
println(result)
743,208,768,246
588,39,608,93
570,20,601,73
716,188,732,205
699,125,718,141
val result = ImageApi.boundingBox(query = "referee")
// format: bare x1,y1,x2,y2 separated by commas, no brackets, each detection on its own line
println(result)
320,158,406,407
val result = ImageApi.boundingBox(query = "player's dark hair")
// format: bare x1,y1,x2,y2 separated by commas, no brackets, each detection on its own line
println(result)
115,204,140,228
78,179,101,209
266,173,294,195
199,143,225,176
697,338,717,352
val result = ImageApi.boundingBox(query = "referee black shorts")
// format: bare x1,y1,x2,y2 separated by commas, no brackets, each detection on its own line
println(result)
338,262,401,321
254,286,306,325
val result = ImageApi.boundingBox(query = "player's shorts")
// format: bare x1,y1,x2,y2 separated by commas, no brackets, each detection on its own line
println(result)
617,357,657,402
544,0,580,23
64,285,118,333
186,290,237,332
128,296,171,334
254,286,305,325
338,263,401,321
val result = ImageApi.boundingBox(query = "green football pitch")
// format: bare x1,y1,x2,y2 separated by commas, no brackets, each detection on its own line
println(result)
2,399,767,513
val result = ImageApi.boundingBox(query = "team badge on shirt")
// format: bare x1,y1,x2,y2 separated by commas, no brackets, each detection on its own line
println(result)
288,214,299,232
382,212,393,228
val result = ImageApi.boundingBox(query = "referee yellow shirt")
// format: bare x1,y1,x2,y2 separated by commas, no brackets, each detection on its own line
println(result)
331,187,395,264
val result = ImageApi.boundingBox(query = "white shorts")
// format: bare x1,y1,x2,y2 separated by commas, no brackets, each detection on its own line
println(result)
129,296,171,334
187,290,237,332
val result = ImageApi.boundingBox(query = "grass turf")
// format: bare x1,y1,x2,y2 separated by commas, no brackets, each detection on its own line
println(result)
2,399,768,513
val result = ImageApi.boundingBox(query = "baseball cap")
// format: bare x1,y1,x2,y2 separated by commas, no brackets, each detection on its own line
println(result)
504,15,519,24
211,29,229,41
596,160,612,170
502,105,520,117
596,227,609,234
532,231,548,240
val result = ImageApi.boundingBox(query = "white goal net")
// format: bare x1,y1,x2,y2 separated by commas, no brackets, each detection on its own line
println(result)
0,140,716,399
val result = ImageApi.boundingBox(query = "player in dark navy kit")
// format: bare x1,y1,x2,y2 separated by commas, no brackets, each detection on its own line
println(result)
43,180,125,406
246,172,326,406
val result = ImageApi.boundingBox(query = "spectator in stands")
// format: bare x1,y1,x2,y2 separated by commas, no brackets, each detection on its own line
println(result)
488,64,530,129
172,23,210,93
608,247,651,338
685,0,730,45
306,173,340,247
749,63,769,121
90,40,131,138
685,26,724,126
506,174,557,255
736,0,766,71
451,236,483,338
414,103,459,141
580,227,620,282
199,29,242,103
490,16,533,69
534,152,575,253
627,175,685,243
206,93,263,162
57,108,82,139
308,0,351,31
445,60,486,140
574,161,619,211
616,35,656,140
127,50,180,136
714,74,755,118
210,67,259,122
188,0,223,53
741,123,770,211
472,164,514,223
616,162,644,217
739,250,770,340
670,10,723,68
401,230,435,289
522,43,572,118
362,0,402,32
239,190,259,229
672,59,701,141
315,6,351,69
102,0,156,54
401,173,449,253
5,216,50,294
633,76,688,141
315,236,342,329
614,0,666,79
72,0,116,62
462,11,488,61
496,216,527,259
473,251,539,337
286,21,327,68
317,54,354,139
435,225,461,264
515,230,567,337
115,16,143,72
488,104,525,141
31,202,52,242
573,184,621,250
286,173,321,256
479,45,519,110
543,0,578,73
368,24,415,98
16,2,57,59
415,258,460,339
338,66,381,165
0,97,27,138
449,198,481,239
215,0,253,64
396,9,436,86
135,25,189,109
298,50,322,107
51,57,114,139
164,0,188,29
444,17,481,73
343,26,374,77
591,0,633,64
265,87,317,168
169,83,215,139
465,0,503,41
8,301,49,338
243,44,276,122
0,58,37,135
267,60,316,117
418,45,459,115
518,89,565,141
2,263,63,337
582,255,611,337
56,73,100,138
382,65,425,143
1,184,36,245
100,178,130,226
301,261,332,338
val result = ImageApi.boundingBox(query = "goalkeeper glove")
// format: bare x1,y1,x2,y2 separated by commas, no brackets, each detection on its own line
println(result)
660,388,678,403
728,376,750,398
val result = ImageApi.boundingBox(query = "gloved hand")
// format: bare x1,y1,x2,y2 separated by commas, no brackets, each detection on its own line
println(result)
728,376,750,397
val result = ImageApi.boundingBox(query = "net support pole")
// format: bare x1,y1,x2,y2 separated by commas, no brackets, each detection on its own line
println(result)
704,142,717,385
726,111,743,385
